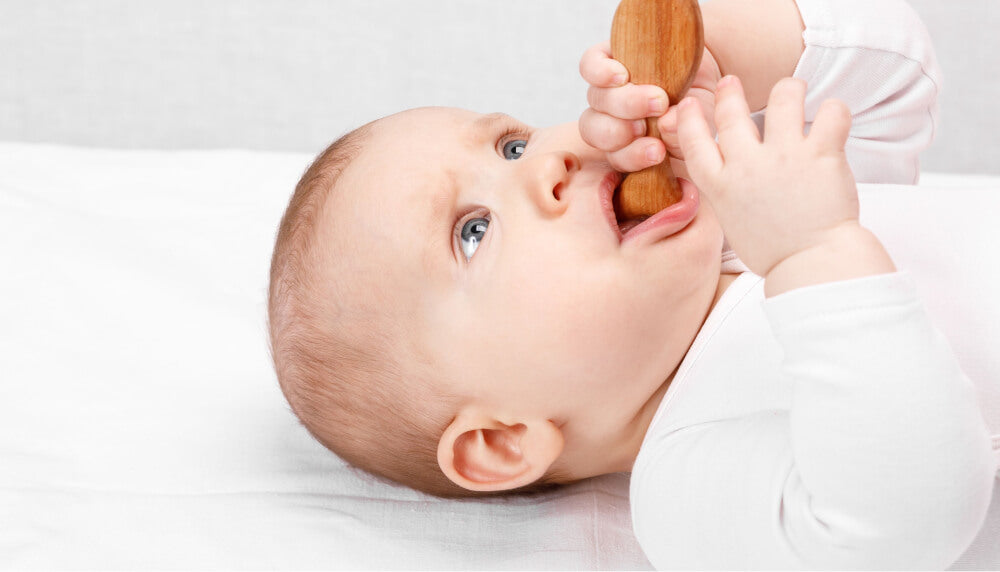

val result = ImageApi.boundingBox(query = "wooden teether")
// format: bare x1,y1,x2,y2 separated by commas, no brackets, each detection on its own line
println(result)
610,0,704,220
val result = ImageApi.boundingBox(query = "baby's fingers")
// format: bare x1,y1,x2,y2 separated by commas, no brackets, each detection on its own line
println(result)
579,41,629,88
659,85,715,160
714,76,760,155
763,78,807,146
606,137,668,174
676,97,722,184
579,108,646,152
809,98,852,154
588,84,669,121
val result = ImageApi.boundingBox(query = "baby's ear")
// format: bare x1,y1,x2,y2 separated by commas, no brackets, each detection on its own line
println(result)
437,408,563,492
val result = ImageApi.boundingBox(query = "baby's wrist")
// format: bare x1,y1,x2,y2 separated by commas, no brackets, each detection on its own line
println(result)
763,225,897,298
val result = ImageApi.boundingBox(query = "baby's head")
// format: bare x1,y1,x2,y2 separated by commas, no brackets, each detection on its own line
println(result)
268,107,726,497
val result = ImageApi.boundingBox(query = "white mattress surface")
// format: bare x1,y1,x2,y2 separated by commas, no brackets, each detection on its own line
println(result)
0,142,996,569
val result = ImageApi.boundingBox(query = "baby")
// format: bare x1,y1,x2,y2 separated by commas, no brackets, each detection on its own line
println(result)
268,0,997,568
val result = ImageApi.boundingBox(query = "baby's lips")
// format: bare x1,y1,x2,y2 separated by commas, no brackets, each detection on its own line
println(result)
620,179,700,246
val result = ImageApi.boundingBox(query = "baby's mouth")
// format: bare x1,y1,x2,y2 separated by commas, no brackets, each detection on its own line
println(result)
617,215,647,236
599,171,649,241
606,172,701,245
612,178,649,237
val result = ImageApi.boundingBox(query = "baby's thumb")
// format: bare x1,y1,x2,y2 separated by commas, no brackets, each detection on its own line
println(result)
660,87,715,160
676,96,722,188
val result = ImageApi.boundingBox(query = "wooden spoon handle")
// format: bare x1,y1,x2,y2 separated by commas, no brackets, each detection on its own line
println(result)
610,0,704,221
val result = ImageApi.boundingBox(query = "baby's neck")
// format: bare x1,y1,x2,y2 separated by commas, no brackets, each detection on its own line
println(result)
559,271,743,479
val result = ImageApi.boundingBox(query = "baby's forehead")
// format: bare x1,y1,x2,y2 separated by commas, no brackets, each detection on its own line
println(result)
318,110,471,303
334,113,457,229
346,107,472,184
371,106,480,143
350,105,517,203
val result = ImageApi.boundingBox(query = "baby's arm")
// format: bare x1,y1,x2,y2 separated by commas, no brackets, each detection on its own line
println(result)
629,77,995,570
701,0,806,113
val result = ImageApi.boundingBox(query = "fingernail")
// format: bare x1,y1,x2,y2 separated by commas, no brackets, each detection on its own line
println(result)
612,73,628,86
649,96,668,115
632,120,646,137
645,144,664,162
718,75,737,89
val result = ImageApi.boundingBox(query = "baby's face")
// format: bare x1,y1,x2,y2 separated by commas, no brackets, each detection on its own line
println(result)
324,107,725,435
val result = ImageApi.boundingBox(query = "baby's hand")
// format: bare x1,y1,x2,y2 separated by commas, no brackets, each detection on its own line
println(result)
577,41,720,175
677,76,864,281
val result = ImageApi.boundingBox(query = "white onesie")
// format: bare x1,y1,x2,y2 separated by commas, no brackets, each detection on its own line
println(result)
632,0,999,569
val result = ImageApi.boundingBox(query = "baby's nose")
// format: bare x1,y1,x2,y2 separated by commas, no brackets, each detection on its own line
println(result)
526,151,581,216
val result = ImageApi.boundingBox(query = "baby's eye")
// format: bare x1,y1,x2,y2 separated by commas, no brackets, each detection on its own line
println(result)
502,139,527,160
459,216,490,260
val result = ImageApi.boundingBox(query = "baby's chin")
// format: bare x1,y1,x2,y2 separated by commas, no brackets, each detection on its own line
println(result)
626,200,725,281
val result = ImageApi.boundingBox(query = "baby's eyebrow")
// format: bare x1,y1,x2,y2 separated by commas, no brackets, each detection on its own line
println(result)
420,168,460,278
464,112,517,148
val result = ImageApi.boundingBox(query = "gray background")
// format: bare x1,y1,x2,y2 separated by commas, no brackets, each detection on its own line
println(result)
0,0,996,173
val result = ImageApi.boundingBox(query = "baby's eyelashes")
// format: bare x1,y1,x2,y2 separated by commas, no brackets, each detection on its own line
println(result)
496,122,531,160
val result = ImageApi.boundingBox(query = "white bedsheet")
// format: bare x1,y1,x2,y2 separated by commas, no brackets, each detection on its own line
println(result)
0,142,996,569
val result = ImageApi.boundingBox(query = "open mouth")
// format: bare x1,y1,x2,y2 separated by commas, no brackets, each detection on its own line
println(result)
599,172,635,240
616,200,648,236
599,171,653,239
599,170,700,245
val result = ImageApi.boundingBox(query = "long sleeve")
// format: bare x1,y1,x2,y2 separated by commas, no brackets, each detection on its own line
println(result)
630,273,996,569
752,0,942,185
